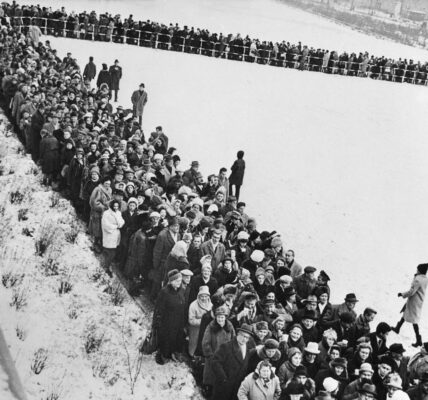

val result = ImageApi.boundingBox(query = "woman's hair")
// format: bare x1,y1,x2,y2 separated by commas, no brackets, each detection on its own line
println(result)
101,176,111,184
109,200,119,210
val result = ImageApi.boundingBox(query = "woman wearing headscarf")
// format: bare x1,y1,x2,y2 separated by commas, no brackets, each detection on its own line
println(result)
238,360,281,400
188,285,213,357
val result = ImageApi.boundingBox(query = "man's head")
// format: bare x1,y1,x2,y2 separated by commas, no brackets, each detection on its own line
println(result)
376,322,391,340
211,229,222,244
344,293,359,309
363,307,377,323
236,324,253,346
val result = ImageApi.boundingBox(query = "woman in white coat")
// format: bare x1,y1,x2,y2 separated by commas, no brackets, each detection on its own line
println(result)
101,200,125,277
394,263,428,347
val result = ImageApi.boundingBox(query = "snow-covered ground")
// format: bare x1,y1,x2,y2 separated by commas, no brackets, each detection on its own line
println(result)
46,27,428,348
0,113,201,400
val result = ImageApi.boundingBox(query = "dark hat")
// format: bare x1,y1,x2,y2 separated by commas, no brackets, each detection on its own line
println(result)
262,298,275,307
237,323,253,337
304,266,316,273
302,310,318,321
227,196,237,203
319,270,331,281
344,293,359,302
357,383,377,397
264,248,275,259
294,365,308,378
284,381,304,395
223,285,238,296
167,269,181,283
417,263,428,274
264,339,279,350
255,321,269,331
302,295,318,304
340,312,355,324
389,343,405,354
244,292,258,301
378,355,397,372
315,391,333,400
376,322,391,335
314,286,329,297
331,357,348,369
191,160,199,167
283,286,296,297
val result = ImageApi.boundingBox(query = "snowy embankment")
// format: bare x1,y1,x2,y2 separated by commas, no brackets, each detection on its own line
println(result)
0,111,200,399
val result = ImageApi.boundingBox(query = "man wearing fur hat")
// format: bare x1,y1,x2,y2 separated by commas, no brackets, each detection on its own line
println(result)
343,363,375,400
247,338,283,373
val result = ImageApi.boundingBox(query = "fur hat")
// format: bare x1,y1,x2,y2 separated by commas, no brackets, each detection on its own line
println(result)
323,378,339,393
331,357,348,369
264,339,279,349
167,269,181,283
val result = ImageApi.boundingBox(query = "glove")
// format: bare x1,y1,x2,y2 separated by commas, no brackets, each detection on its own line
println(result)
397,293,402,297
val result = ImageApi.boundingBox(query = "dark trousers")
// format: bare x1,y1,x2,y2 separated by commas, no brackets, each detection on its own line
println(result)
103,247,116,272
229,183,242,200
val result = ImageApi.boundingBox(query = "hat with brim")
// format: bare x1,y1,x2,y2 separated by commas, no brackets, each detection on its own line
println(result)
237,323,253,337
180,269,193,277
344,293,359,302
358,384,377,397
304,342,320,354
389,343,405,354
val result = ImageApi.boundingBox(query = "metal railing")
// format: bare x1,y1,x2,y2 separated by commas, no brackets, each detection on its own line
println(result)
10,16,428,85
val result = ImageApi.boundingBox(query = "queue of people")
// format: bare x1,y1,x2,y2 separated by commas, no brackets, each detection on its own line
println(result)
1,7,428,400
1,2,428,85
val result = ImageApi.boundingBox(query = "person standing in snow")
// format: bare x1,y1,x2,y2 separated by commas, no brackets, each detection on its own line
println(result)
229,150,245,201
108,59,122,102
83,56,97,85
96,63,111,90
393,264,428,348
131,83,148,126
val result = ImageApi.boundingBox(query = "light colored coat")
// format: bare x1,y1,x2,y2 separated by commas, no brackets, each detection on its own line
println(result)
188,298,212,356
131,89,148,117
101,209,125,249
402,274,428,324
237,373,281,400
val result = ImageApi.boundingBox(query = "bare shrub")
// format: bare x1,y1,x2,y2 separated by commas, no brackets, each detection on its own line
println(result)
58,279,73,295
104,281,126,306
35,222,59,257
49,192,60,208
22,226,34,237
9,190,25,204
2,270,24,288
17,208,28,221
64,220,80,244
121,317,143,394
44,393,60,400
84,323,104,354
92,355,113,379
10,287,28,310
39,258,59,276
30,348,48,374
16,324,26,341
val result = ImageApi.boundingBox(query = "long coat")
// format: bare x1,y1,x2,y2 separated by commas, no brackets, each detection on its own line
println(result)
188,299,212,356
131,89,148,117
202,319,236,385
101,209,125,248
200,240,226,272
229,159,245,186
124,229,150,279
30,109,45,159
39,135,60,174
154,284,185,357
88,184,112,238
152,228,179,283
109,65,122,90
211,337,255,400
96,69,112,88
402,274,428,324
237,372,281,400
83,61,96,81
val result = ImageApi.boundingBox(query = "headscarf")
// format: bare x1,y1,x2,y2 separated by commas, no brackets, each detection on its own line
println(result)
170,240,188,260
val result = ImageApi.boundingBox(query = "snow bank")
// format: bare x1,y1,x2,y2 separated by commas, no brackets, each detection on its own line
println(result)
0,112,201,399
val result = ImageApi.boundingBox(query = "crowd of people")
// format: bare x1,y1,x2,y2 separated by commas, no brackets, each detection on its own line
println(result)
1,6,428,400
1,2,428,85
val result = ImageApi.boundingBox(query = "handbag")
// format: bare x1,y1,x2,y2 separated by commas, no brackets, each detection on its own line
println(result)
141,328,158,355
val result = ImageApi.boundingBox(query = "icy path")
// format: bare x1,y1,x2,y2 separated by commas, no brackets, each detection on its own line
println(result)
36,0,428,60
47,34,428,345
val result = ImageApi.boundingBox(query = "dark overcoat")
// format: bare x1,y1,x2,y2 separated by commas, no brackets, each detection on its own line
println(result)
229,159,245,186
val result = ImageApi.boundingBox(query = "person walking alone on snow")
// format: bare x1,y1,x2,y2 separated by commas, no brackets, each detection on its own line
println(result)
229,150,245,200
131,83,148,126
393,264,428,347
109,59,122,102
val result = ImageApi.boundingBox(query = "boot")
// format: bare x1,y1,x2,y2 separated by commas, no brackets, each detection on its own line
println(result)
392,319,404,334
412,334,422,348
